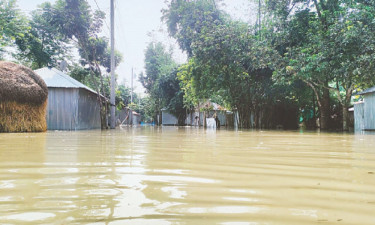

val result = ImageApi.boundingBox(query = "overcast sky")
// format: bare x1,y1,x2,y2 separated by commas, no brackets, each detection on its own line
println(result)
16,0,255,94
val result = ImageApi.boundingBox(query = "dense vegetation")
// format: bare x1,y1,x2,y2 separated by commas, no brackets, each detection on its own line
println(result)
145,0,375,130
2,0,375,130
1,0,128,128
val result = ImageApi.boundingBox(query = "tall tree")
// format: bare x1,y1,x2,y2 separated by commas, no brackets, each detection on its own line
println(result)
163,0,224,57
165,0,289,128
140,42,186,125
14,2,69,69
0,0,28,58
50,0,122,129
269,0,375,130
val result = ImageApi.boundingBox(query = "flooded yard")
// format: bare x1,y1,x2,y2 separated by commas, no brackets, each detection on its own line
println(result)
0,127,375,224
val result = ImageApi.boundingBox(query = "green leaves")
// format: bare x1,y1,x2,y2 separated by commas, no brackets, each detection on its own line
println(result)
140,42,186,123
0,0,29,54
163,0,224,57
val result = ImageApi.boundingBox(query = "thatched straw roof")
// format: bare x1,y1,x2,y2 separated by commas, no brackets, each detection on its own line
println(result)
0,61,48,104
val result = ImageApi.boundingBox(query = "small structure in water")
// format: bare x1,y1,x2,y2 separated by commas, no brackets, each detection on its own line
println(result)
354,86,375,131
161,101,227,127
0,61,48,132
206,118,217,128
35,67,102,130
117,108,141,126
161,108,180,126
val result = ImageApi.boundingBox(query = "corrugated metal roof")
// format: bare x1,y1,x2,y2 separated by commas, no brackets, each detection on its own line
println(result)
358,86,375,95
201,100,226,111
35,67,97,95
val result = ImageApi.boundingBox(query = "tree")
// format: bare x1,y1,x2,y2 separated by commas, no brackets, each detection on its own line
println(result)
0,0,28,58
14,2,69,69
140,42,186,125
165,0,290,128
162,0,224,57
50,0,122,129
116,84,131,110
269,0,375,130
159,69,186,125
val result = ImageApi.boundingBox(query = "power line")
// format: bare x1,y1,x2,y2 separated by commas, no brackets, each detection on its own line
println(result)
114,2,128,50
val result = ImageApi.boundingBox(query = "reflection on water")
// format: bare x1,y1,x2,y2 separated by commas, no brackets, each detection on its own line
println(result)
0,127,375,224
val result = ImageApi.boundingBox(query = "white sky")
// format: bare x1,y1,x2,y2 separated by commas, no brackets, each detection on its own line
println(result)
16,0,255,94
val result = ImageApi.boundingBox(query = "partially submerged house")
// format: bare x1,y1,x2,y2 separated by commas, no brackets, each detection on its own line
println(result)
194,101,227,127
117,108,141,126
162,101,227,127
354,86,375,131
161,108,179,126
35,67,102,130
131,111,141,125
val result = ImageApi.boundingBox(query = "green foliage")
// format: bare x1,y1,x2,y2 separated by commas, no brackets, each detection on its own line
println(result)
52,0,104,42
0,0,29,57
49,0,123,120
166,0,287,128
69,64,90,83
14,2,69,69
177,58,204,108
159,69,186,124
46,0,123,129
270,0,375,129
50,0,123,74
140,42,186,125
116,84,131,110
140,42,176,91
163,0,225,57
136,96,155,123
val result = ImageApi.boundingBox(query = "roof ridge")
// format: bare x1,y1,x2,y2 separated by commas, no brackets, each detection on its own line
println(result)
51,68,82,88
35,67,100,96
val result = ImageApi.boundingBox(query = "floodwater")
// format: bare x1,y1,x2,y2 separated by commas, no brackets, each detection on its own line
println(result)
0,127,375,225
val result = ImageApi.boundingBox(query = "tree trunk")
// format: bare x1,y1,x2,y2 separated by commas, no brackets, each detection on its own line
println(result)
342,105,349,131
237,105,251,129
312,89,316,128
342,89,352,131
198,104,201,127
159,110,162,126
203,111,207,128
253,106,259,129
100,102,108,129
190,107,193,126
320,87,330,130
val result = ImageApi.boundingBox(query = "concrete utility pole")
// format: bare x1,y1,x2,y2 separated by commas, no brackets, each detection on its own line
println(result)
110,0,116,129
258,0,261,38
131,68,133,104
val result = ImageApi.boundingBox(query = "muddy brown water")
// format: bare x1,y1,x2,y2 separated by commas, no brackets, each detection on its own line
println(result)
0,127,375,225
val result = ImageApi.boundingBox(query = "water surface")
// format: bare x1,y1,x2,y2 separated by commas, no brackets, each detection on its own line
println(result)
0,127,375,224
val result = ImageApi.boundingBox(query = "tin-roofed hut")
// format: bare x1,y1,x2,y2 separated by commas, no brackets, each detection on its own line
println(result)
35,67,102,130
355,87,375,131
0,61,48,132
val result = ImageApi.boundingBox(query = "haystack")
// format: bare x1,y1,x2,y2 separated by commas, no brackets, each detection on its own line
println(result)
0,61,48,132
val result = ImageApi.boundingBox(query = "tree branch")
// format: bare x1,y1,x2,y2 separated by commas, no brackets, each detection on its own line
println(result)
303,80,322,108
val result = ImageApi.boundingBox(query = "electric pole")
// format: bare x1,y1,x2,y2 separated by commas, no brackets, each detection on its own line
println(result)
110,0,116,129
131,68,133,104
258,0,261,38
